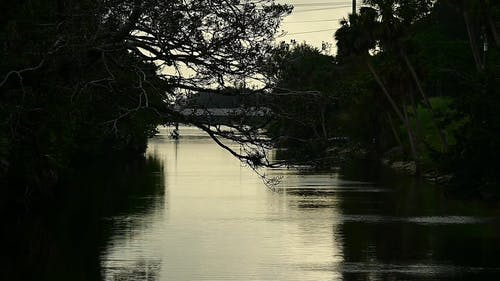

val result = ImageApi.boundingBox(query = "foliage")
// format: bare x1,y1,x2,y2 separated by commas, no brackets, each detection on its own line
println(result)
338,0,500,192
0,0,291,202
264,43,341,162
272,0,500,196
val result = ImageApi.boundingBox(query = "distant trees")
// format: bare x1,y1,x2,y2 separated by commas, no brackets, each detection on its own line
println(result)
264,43,340,164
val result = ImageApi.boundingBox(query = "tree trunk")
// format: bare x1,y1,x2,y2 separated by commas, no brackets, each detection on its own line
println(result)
366,59,421,176
403,98,421,177
387,112,403,148
320,107,328,141
366,60,405,122
463,10,484,72
481,0,500,46
487,13,500,46
488,15,500,47
407,84,422,176
400,50,449,152
409,87,421,140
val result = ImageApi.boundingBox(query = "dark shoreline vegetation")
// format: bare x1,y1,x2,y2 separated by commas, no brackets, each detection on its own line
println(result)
265,0,500,200
1,0,500,210
0,0,292,210
1,155,165,280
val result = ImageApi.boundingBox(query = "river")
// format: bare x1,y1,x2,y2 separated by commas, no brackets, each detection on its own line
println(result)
2,126,500,281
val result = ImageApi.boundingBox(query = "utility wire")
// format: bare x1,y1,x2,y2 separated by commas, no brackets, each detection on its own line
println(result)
291,1,353,7
292,5,352,13
285,18,342,23
284,28,337,35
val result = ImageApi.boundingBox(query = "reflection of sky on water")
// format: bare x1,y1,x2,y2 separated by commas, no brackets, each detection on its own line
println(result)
101,126,500,281
102,126,344,281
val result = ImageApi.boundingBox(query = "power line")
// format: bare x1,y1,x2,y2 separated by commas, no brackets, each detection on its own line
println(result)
291,1,353,7
284,0,351,4
274,1,357,46
284,28,337,35
292,5,352,13
285,18,342,23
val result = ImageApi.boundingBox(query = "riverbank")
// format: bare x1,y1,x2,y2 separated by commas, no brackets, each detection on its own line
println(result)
380,159,453,185
381,157,500,201
316,141,500,201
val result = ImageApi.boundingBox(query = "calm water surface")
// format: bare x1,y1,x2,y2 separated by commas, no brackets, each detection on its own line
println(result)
3,126,500,281
102,126,500,281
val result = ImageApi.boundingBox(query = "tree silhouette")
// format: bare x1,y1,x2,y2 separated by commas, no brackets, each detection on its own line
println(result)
0,0,292,198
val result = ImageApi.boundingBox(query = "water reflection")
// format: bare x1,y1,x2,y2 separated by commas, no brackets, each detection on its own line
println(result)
0,155,164,281
100,126,500,281
101,126,345,280
334,163,500,281
3,126,500,281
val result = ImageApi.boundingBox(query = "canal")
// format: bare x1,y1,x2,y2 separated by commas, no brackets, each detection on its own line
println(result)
2,126,500,280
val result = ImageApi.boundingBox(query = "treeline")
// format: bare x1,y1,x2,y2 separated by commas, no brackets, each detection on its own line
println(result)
265,0,500,197
2,0,499,204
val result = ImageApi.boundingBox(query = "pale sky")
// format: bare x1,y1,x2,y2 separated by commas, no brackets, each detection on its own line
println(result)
276,0,358,53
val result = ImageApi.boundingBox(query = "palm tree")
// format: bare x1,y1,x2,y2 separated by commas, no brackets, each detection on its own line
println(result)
336,7,403,122
335,7,421,170
364,0,450,153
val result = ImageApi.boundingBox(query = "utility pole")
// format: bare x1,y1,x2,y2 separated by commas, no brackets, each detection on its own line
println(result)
352,0,357,15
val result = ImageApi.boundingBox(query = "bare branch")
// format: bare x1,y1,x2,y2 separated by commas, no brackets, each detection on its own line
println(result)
0,60,45,89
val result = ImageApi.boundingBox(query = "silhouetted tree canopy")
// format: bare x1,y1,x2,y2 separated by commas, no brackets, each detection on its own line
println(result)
0,0,291,201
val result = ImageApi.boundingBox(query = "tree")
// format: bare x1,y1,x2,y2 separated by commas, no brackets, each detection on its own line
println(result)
335,6,422,166
0,0,292,200
332,0,500,192
335,1,465,175
264,43,339,163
